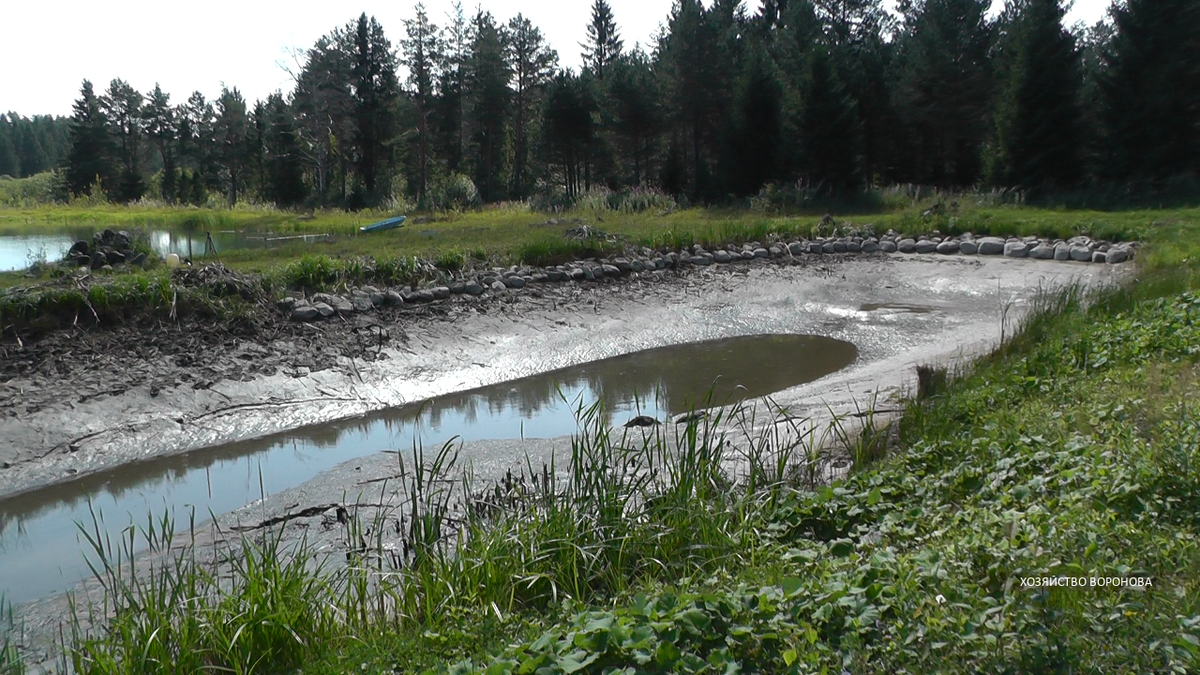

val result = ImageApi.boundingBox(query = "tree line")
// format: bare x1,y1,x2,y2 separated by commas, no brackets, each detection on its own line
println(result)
0,114,71,180
45,0,1200,209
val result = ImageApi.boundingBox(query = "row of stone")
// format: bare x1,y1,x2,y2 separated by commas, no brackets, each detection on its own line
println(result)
281,232,1136,322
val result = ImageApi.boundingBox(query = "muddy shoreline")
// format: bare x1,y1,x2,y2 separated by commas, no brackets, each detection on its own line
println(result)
0,252,1126,501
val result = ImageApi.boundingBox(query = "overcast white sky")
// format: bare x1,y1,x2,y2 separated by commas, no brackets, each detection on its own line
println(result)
2,0,1113,117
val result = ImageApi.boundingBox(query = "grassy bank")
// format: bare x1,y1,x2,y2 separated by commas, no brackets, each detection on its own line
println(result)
13,208,1194,673
0,200,1181,336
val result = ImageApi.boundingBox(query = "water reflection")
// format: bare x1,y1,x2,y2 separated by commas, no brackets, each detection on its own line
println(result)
0,334,856,603
0,228,333,272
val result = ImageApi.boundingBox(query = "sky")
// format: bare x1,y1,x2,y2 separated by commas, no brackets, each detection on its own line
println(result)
2,0,1114,118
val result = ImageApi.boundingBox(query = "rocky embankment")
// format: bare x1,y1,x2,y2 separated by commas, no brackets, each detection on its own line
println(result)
281,230,1136,322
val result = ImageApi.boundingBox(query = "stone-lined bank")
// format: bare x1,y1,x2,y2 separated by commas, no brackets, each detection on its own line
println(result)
280,230,1137,322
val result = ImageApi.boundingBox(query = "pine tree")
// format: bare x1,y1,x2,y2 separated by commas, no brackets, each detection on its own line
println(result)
214,87,250,205
144,84,177,201
436,2,473,174
102,79,145,202
401,3,442,203
507,14,558,198
261,93,307,206
581,0,623,80
0,116,17,177
607,51,662,187
543,71,596,198
292,31,356,205
351,13,400,205
661,0,725,200
466,11,511,203
65,80,116,198
994,0,1081,189
1102,0,1200,182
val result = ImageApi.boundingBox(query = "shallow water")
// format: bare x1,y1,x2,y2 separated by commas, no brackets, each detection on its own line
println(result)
0,333,856,604
0,229,332,272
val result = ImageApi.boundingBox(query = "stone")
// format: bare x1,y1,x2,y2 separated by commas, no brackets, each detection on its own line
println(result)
429,286,449,300
1054,244,1071,261
958,240,978,255
847,240,862,253
741,250,755,259
861,240,879,253
1029,244,1055,260
1107,247,1129,264
413,289,436,302
276,297,298,312
897,238,917,253
106,250,126,265
880,240,898,253
1004,241,1030,258
129,252,147,266
1091,251,1107,263
491,281,507,292
532,273,549,283
712,250,730,263
832,240,847,253
482,275,499,286
631,258,646,272
935,240,959,254
68,240,89,257
385,290,405,305
600,264,621,277
1069,246,1092,262
769,245,784,256
613,258,633,274
977,237,1006,255
788,241,804,255
350,293,373,312
754,247,769,258
290,306,321,322
915,240,938,254
690,255,711,266
623,415,660,428
569,268,585,281
449,282,466,294
821,241,835,253
653,258,666,269
313,302,335,317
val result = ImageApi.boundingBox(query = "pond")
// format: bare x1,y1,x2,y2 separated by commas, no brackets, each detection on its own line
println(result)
0,229,333,272
0,333,857,604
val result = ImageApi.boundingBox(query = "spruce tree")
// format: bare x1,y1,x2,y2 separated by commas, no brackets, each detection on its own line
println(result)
144,84,176,200
725,43,784,195
1102,0,1200,182
65,80,116,198
607,51,662,187
893,0,993,186
581,0,623,80
994,0,1081,189
802,49,860,191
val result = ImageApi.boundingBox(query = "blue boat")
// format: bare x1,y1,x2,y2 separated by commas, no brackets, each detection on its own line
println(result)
359,215,407,233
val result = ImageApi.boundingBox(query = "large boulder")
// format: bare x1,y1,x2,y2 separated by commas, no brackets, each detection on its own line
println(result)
897,238,917,253
958,240,978,255
977,237,1005,255
1107,247,1130,264
935,240,959,254
1069,246,1092,262
1054,244,1071,261
1004,241,1030,258
290,306,321,322
1029,244,1055,259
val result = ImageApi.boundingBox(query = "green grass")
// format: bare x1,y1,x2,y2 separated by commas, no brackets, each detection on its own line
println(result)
9,199,1200,671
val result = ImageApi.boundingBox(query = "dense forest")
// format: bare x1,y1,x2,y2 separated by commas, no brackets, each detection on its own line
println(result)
15,0,1200,209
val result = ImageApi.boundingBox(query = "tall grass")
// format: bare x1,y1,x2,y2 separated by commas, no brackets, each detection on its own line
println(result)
61,392,883,673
